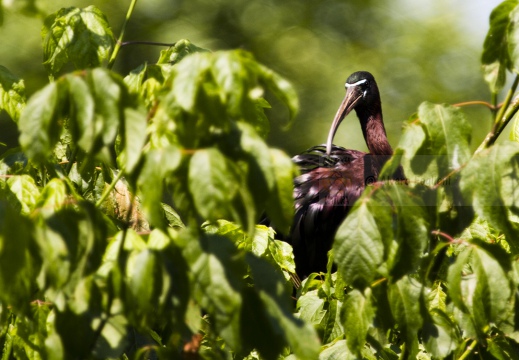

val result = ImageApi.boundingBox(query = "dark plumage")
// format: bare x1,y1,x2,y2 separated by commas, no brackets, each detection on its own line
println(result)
289,71,403,279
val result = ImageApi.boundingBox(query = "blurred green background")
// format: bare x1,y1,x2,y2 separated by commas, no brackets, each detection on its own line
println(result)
0,0,502,155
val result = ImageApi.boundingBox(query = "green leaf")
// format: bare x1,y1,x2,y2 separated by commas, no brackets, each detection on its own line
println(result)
318,340,356,360
86,68,124,153
511,111,519,142
334,199,384,288
246,254,320,359
42,6,115,77
427,281,447,313
126,248,162,323
256,62,299,125
66,74,96,152
264,148,297,235
508,3,519,73
388,276,423,358
15,301,52,359
334,183,427,287
120,107,147,174
188,148,244,223
203,220,296,282
268,239,296,278
482,0,518,92
0,65,26,121
138,146,181,228
36,202,107,292
460,141,519,253
488,336,519,360
162,203,185,228
342,288,374,355
381,184,429,281
156,39,209,65
388,115,436,181
19,81,66,162
417,102,471,179
447,240,513,334
170,52,212,113
7,175,40,214
0,201,40,310
422,310,460,358
185,233,245,351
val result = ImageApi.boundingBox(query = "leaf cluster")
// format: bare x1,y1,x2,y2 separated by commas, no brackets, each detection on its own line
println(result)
1,1,519,360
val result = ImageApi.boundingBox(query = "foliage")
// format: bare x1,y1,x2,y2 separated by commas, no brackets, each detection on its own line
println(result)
0,1,519,360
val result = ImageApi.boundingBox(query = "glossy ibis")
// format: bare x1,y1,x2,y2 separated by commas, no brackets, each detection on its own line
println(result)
290,71,403,279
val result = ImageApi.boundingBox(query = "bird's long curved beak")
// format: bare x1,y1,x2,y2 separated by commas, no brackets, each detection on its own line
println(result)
326,86,363,155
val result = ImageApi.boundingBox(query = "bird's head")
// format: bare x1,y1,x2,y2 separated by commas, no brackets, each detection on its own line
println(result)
326,71,380,154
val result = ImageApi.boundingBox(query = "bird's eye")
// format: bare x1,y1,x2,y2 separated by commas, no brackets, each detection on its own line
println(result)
345,79,369,90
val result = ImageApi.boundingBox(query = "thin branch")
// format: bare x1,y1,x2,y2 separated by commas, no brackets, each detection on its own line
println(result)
65,147,78,175
121,40,176,47
452,100,500,110
95,169,125,208
476,74,519,154
431,230,466,245
431,230,455,243
108,0,139,69
371,277,387,287
458,339,478,360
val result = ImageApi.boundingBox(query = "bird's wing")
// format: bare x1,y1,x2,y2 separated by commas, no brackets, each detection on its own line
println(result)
290,146,366,277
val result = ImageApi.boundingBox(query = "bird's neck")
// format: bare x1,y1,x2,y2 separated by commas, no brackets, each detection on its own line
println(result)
357,105,393,157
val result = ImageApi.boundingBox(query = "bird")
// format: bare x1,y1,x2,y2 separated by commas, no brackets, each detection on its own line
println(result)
289,71,404,279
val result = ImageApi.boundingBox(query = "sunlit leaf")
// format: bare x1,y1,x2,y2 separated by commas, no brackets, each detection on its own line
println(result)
246,254,320,359
255,62,299,125
0,201,40,310
447,240,513,334
188,148,242,222
19,81,66,162
157,39,209,65
342,288,374,355
0,65,26,121
417,102,471,178
264,148,297,235
334,199,384,288
482,0,518,92
42,6,115,77
7,174,40,214
460,141,519,253
138,146,181,228
508,3,519,73
185,233,245,351
388,276,423,358
422,310,460,358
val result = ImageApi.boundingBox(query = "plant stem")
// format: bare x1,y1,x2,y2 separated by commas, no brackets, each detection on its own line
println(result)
458,339,478,360
108,0,139,69
431,230,455,243
476,74,519,153
65,147,78,175
95,169,125,208
452,100,498,110
121,40,176,47
491,92,498,117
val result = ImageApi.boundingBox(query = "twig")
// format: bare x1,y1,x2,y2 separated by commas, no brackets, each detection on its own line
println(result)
431,230,466,245
371,277,387,287
476,74,519,154
121,40,176,47
108,0,139,69
431,230,455,243
95,169,125,208
65,147,78,175
452,100,499,110
458,339,478,360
